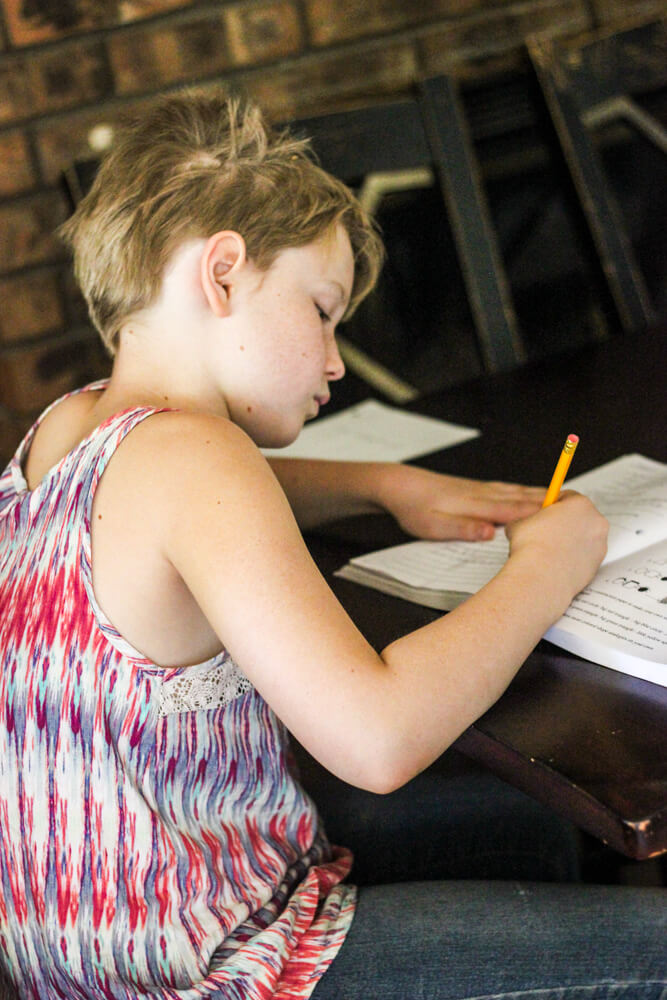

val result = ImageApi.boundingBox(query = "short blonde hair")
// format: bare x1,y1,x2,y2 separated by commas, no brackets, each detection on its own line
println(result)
59,87,385,354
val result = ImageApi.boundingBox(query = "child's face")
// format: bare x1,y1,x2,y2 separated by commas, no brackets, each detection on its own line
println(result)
222,224,354,447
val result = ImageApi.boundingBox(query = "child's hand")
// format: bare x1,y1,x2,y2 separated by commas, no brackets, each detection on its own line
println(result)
505,491,608,602
375,464,545,541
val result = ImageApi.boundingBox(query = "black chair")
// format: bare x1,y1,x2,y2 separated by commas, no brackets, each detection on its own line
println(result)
290,79,526,395
528,18,667,334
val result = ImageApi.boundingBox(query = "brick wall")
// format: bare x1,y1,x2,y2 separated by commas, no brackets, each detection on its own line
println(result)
0,0,663,461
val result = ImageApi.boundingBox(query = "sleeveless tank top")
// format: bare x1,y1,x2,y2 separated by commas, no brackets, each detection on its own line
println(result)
0,382,355,999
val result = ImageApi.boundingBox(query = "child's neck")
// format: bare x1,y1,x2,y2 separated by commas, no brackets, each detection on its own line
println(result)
99,338,229,421
100,242,233,419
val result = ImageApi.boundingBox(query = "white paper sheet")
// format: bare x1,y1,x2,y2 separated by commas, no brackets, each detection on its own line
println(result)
339,454,667,683
262,399,479,462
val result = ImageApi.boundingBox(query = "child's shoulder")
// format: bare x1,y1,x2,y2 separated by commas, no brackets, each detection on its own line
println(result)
121,408,265,481
26,391,261,494
97,407,278,528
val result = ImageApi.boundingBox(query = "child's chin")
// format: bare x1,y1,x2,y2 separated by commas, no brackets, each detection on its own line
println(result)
258,423,303,450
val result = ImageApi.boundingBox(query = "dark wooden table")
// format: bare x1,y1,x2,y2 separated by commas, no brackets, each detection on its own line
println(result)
307,326,667,860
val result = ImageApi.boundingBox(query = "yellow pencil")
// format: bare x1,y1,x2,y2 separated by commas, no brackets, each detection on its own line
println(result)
542,434,579,507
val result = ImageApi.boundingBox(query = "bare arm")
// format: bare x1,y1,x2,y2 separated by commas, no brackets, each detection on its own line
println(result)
266,457,383,524
154,414,607,793
268,457,546,540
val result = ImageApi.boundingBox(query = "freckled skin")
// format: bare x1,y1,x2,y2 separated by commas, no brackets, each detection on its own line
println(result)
216,227,351,448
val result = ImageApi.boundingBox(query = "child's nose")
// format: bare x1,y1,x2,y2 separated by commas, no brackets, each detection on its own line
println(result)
326,338,345,381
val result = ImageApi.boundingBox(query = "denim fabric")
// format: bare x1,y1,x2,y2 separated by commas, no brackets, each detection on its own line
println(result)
300,748,666,1000
311,880,666,1000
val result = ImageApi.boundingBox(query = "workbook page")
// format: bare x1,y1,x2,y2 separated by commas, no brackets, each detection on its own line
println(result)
347,534,509,592
546,538,667,681
567,454,667,562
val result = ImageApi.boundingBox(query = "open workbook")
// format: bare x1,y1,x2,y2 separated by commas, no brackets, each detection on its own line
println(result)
337,454,667,687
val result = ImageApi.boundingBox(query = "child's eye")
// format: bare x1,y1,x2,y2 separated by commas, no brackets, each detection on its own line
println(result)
316,305,331,323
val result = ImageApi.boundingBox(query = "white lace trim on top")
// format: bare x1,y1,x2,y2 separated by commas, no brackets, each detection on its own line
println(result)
159,654,252,716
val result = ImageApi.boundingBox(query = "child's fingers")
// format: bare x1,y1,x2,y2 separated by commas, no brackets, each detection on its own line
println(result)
398,510,497,541
459,495,544,525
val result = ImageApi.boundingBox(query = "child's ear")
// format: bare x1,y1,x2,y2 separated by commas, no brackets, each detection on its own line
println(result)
200,231,247,317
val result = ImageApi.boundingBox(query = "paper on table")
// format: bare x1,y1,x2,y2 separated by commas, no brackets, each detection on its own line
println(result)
351,534,510,593
344,454,667,589
562,453,667,562
262,399,479,462
337,454,667,684
546,538,667,681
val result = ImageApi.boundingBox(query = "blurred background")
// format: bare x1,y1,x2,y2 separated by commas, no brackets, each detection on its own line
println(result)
0,0,665,464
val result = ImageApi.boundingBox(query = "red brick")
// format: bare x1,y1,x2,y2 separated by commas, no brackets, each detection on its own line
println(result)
305,0,505,46
2,0,194,46
35,106,128,185
117,0,197,28
0,339,76,413
2,0,101,46
0,130,36,196
0,192,69,273
109,13,229,95
244,41,419,120
0,57,34,124
224,1,303,67
0,270,64,344
420,0,590,72
0,411,31,467
0,334,109,414
27,41,112,114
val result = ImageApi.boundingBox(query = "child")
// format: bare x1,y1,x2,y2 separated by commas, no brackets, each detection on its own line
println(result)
0,87,664,1000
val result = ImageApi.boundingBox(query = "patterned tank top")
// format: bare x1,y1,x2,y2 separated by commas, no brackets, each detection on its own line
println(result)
0,383,355,999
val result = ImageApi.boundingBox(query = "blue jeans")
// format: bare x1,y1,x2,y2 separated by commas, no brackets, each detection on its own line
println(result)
311,880,667,1000
298,748,666,1000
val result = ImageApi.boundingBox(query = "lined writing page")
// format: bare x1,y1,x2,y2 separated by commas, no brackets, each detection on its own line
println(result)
349,534,509,592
